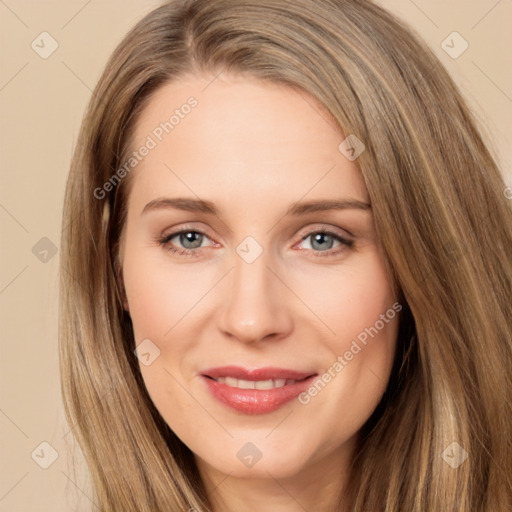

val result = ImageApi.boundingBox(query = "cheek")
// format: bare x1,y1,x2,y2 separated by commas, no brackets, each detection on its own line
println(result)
122,242,213,343
121,248,206,425
291,251,399,430
292,248,398,350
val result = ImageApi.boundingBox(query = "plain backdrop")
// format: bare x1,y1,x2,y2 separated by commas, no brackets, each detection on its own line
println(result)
1,1,511,510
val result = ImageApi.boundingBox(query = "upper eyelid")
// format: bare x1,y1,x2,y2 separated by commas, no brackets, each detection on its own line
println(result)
161,225,215,243
297,223,353,239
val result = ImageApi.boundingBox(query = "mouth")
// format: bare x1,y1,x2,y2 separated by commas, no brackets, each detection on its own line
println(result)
200,366,318,415
207,376,302,389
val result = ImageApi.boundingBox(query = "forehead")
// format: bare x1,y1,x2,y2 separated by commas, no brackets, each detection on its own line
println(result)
126,73,368,212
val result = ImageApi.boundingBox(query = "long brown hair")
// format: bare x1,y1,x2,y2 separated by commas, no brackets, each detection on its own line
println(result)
59,1,512,510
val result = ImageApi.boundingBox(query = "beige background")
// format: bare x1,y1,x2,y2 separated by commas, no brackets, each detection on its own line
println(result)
1,1,511,510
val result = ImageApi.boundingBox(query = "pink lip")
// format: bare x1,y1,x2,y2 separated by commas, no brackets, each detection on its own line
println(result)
200,366,317,415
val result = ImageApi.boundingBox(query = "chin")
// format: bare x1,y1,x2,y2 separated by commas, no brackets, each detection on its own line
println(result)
196,440,313,480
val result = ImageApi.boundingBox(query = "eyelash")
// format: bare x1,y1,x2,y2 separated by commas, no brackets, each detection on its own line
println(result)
156,226,354,259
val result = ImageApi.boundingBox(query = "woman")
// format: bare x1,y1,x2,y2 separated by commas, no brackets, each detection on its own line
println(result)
59,0,512,510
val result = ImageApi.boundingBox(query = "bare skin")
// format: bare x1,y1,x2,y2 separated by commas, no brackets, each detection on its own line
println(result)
119,73,399,512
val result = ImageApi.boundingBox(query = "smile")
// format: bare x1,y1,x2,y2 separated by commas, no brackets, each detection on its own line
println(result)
200,366,318,415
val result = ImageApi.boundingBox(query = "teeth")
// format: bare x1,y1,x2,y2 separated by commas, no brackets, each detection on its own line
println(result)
224,376,238,387
215,377,295,389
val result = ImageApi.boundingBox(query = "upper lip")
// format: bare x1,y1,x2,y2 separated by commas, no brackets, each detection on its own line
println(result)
201,365,317,381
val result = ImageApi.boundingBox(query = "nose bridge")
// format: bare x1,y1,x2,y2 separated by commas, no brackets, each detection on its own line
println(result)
217,241,292,343
232,246,270,306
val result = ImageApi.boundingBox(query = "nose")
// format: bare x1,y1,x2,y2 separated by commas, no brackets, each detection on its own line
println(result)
216,249,294,345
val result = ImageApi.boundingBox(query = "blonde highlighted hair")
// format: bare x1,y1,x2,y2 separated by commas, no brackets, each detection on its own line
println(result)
59,0,512,510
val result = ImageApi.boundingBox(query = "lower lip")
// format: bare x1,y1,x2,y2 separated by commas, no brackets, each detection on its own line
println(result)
202,375,317,415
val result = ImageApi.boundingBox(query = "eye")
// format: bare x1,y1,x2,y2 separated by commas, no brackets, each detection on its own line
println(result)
157,228,214,258
296,228,353,257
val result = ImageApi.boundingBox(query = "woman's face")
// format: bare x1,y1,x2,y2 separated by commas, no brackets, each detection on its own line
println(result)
119,73,399,483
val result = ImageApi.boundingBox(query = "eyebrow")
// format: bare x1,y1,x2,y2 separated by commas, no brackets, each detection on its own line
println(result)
141,197,371,216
